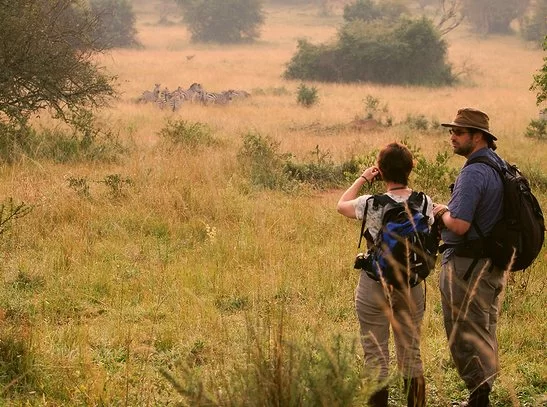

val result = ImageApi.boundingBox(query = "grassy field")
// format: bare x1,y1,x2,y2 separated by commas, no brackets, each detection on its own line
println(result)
0,1,546,406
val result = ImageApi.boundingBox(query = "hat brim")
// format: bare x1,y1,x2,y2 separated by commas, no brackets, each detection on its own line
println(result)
441,122,497,141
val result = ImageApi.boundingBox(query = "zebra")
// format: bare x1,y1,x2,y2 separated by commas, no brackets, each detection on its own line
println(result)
156,87,172,110
200,91,232,106
137,83,160,103
184,82,204,103
164,88,185,112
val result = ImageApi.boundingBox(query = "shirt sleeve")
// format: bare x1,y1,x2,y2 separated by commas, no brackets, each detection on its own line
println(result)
447,165,487,223
353,194,373,220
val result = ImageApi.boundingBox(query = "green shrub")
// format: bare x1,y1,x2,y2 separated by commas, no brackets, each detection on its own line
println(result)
176,0,265,43
283,146,344,188
524,118,547,140
237,132,292,190
100,174,133,199
404,114,429,130
410,147,458,197
285,17,455,86
296,83,319,107
0,328,38,394
343,0,407,22
161,314,371,406
159,119,217,149
0,198,32,237
89,0,141,48
0,119,124,164
283,39,340,82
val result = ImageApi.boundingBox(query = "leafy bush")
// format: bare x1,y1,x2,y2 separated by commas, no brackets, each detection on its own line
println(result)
284,146,344,188
176,0,265,43
237,132,292,190
530,36,547,105
285,18,455,86
90,0,141,48
521,0,547,44
524,118,547,140
158,120,217,149
463,0,527,35
296,83,319,107
404,114,430,130
407,142,458,197
343,0,407,22
0,119,125,164
161,315,370,406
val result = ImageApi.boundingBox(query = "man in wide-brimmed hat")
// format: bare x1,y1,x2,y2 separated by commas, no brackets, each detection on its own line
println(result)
432,107,506,407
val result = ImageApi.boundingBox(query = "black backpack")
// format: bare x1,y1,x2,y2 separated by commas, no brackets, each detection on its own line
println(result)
355,192,439,288
465,156,545,271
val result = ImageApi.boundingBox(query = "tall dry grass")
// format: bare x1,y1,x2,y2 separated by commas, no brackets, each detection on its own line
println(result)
0,1,545,405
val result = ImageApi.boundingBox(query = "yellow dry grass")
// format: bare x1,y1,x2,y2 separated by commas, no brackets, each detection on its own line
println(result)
0,2,545,405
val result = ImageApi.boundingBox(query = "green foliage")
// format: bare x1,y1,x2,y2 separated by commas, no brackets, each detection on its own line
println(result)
404,113,430,130
520,0,547,44
283,39,340,82
161,315,370,406
0,118,125,164
296,83,319,107
524,118,547,140
462,0,529,35
158,119,217,149
284,146,346,189
0,199,32,237
530,36,547,106
343,0,407,23
409,145,458,197
67,177,91,198
100,174,133,198
0,328,38,393
362,95,392,124
176,0,265,43
237,132,292,190
0,0,116,126
285,18,455,86
89,0,142,48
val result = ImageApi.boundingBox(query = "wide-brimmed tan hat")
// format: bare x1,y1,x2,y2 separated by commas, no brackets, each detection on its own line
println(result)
441,107,497,140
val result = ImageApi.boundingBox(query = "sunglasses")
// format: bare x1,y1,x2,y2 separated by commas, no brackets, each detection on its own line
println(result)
449,129,472,136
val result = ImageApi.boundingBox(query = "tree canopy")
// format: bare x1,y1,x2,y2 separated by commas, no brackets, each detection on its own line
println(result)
176,0,265,43
0,0,116,127
531,36,547,106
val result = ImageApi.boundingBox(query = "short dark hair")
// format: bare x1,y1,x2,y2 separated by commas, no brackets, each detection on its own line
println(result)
378,142,413,185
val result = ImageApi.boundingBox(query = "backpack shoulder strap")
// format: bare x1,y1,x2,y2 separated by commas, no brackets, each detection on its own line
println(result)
463,156,505,239
408,191,428,216
465,155,504,178
357,194,396,248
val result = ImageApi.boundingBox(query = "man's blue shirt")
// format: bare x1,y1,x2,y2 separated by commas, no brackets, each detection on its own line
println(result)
441,147,504,260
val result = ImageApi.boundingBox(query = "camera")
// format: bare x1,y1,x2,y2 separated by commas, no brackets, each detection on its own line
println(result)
354,252,371,270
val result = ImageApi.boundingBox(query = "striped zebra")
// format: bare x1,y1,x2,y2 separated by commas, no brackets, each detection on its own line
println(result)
184,82,204,103
156,87,172,110
200,91,232,106
164,88,185,112
137,83,160,103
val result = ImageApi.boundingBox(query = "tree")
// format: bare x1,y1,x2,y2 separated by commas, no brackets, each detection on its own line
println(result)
462,0,530,35
0,0,116,127
90,0,142,48
176,0,265,43
343,0,408,23
530,36,547,106
284,17,455,86
520,0,547,44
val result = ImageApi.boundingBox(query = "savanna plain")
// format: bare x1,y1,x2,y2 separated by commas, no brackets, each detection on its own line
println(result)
0,1,546,406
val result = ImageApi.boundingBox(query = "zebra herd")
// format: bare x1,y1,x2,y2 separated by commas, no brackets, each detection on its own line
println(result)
135,83,251,111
